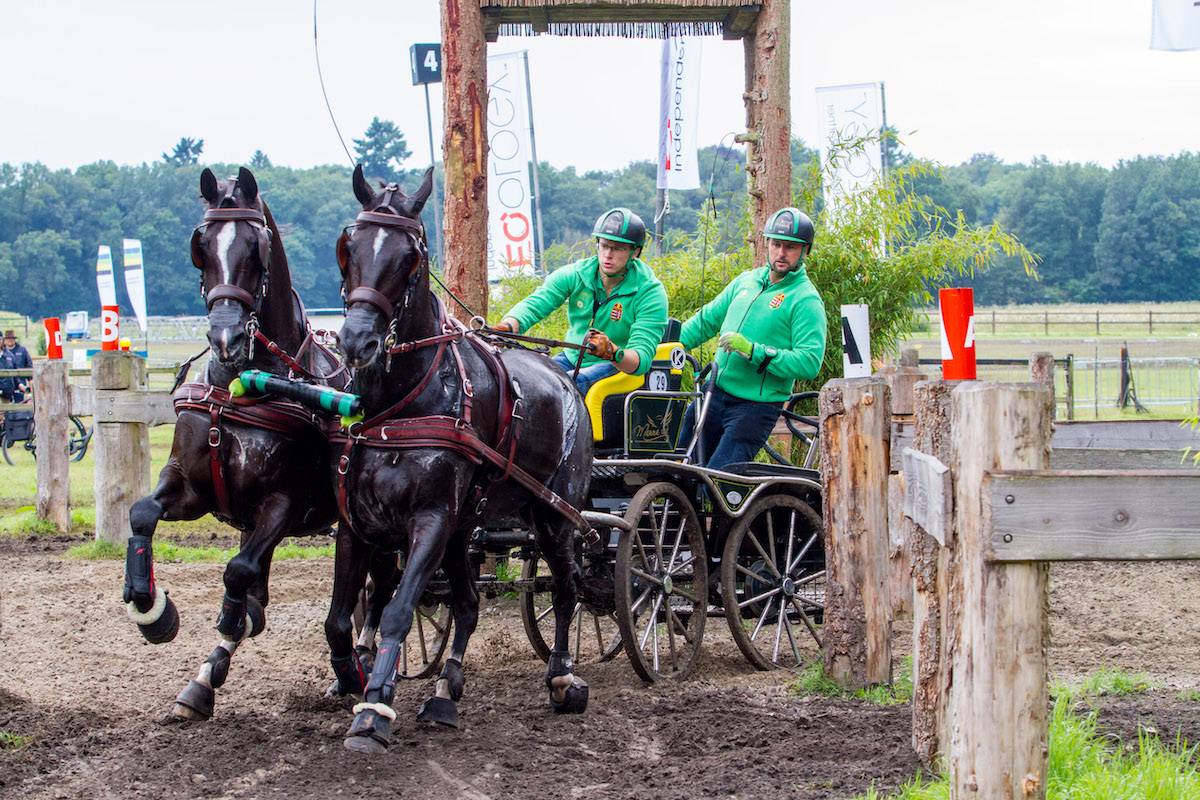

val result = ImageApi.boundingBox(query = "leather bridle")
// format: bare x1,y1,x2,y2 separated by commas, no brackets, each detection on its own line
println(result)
337,185,430,357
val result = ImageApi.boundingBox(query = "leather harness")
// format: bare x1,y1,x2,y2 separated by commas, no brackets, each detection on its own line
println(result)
329,306,592,537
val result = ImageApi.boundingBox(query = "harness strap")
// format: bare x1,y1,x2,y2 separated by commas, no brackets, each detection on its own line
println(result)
206,283,257,310
345,286,394,320
208,404,230,518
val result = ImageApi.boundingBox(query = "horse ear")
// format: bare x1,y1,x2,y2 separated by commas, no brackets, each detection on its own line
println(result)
352,164,374,207
336,229,352,274
200,168,219,205
190,228,205,268
400,167,435,217
237,167,259,201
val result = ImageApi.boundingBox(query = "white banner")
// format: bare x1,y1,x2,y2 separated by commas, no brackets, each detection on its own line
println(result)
1151,0,1200,50
486,51,536,281
840,303,871,378
815,82,885,208
657,36,702,191
122,238,148,333
95,245,117,308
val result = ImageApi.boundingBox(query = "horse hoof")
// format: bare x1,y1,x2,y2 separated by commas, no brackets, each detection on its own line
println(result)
343,734,388,755
173,680,214,720
417,696,460,729
550,676,589,715
138,595,180,644
245,595,266,638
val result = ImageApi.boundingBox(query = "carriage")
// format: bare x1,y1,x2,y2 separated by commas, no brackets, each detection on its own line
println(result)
382,323,827,684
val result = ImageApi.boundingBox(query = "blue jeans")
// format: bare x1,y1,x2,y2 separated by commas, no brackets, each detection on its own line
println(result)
680,386,782,471
551,352,619,395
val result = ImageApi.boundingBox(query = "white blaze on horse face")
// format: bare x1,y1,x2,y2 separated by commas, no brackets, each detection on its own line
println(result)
216,222,237,285
372,228,388,263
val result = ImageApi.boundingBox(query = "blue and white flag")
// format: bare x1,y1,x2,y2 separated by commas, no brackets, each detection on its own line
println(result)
95,245,117,308
122,238,148,333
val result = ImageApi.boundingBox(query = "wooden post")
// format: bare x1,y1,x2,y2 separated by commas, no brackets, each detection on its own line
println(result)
441,0,489,321
819,377,892,689
92,352,151,545
741,0,791,265
1029,352,1055,420
885,347,927,416
33,360,70,532
887,473,911,620
909,380,955,770
948,383,1052,799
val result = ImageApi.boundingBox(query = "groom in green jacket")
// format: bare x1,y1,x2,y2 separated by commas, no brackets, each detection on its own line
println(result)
494,208,669,394
678,207,827,470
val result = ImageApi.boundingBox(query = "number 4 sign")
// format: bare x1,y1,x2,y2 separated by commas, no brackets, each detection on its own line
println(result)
410,43,442,86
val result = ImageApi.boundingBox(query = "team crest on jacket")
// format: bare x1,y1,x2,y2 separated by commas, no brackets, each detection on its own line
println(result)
610,303,623,321
769,292,786,309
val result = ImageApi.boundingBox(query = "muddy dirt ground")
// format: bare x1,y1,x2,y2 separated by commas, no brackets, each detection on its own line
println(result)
3,536,1200,800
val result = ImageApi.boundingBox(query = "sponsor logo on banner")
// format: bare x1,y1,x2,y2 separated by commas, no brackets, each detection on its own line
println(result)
815,82,884,211
122,238,148,333
769,292,785,309
657,37,702,191
486,52,536,280
95,245,117,308
610,303,623,321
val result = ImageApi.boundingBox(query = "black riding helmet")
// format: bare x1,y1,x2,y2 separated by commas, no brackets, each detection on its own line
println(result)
763,207,815,249
592,208,647,254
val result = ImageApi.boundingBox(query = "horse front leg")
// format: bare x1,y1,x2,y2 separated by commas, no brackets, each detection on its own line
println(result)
344,514,450,754
352,548,402,677
124,462,206,644
535,512,590,714
417,528,478,729
324,524,372,699
172,494,293,721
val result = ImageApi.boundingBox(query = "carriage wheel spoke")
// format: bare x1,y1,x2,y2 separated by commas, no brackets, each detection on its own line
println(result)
735,562,766,582
794,570,826,587
739,585,782,610
666,516,685,570
665,601,678,668
535,601,554,624
669,583,702,605
654,499,670,570
782,511,796,581
747,530,782,578
668,554,697,577
631,567,663,587
631,585,653,616
416,611,430,664
572,603,583,661
772,598,786,663
788,531,820,574
791,597,823,647
593,613,607,653
767,512,778,575
666,604,693,644
640,593,664,652
782,605,801,666
751,594,776,641
634,528,654,572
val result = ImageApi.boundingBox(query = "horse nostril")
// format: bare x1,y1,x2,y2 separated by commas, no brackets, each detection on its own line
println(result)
360,339,379,361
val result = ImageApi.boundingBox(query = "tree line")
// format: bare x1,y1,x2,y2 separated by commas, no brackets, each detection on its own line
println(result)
1,122,1197,319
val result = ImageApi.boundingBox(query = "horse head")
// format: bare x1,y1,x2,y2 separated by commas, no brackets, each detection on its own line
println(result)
191,166,273,367
336,163,434,369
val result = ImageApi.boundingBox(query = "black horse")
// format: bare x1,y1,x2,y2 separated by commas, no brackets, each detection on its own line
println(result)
326,165,594,753
122,166,349,720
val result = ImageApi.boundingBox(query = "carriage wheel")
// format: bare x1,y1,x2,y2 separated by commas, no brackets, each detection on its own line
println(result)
1,430,34,466
519,555,622,664
68,415,91,462
352,571,451,680
614,482,707,683
721,494,824,671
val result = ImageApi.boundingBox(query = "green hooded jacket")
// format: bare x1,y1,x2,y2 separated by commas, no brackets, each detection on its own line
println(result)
680,265,827,402
505,256,669,376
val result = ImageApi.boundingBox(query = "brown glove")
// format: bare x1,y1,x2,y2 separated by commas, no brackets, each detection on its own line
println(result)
585,329,618,362
492,319,518,334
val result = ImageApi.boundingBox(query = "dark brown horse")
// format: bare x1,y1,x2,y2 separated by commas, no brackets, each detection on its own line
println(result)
122,166,349,720
325,165,593,753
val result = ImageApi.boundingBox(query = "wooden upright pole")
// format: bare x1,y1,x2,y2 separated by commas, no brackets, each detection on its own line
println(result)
819,377,892,689
909,379,955,770
92,352,150,545
741,0,792,266
442,0,489,320
948,383,1052,799
33,360,70,533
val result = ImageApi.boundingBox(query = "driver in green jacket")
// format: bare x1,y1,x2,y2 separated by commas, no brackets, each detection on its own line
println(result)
493,208,669,394
678,208,827,470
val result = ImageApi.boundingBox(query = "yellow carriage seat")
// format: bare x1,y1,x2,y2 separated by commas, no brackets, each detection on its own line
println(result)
584,319,689,452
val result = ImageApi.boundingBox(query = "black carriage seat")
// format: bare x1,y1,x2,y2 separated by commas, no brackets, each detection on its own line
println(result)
583,318,693,453
717,461,821,484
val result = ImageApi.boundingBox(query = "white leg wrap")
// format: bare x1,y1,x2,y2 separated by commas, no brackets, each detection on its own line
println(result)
125,586,167,625
352,701,397,721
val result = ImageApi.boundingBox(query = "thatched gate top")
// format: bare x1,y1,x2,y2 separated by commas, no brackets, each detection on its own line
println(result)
480,1,762,40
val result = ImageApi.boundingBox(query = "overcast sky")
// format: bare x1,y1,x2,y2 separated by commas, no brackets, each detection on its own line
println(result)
1,0,1196,174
